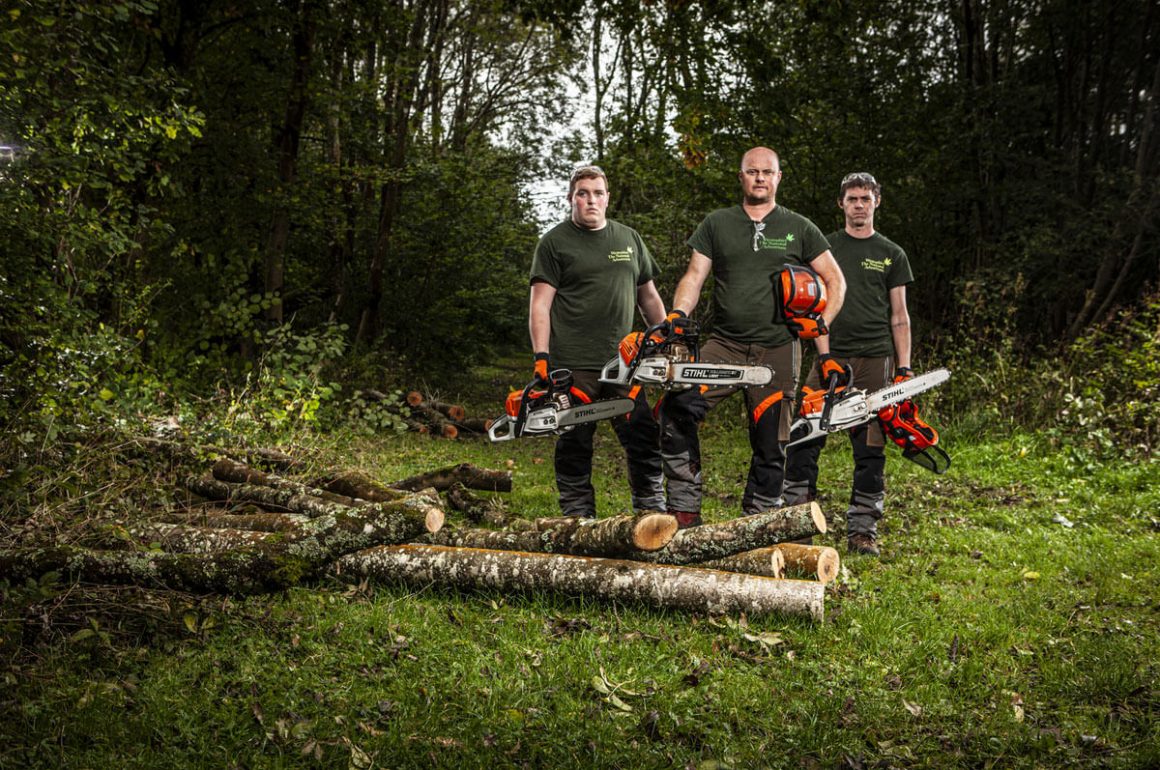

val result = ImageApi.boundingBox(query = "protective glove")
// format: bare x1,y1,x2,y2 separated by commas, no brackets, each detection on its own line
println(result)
786,314,828,339
533,352,550,385
662,309,694,337
818,354,851,388
893,366,914,383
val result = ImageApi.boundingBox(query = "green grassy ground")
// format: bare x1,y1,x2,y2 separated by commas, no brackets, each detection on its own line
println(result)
1,382,1157,769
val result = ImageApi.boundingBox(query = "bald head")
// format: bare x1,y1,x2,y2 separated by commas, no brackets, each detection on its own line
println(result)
738,147,782,206
740,147,780,171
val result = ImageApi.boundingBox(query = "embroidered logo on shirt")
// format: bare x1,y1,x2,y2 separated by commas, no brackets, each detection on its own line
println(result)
861,257,890,273
608,247,633,262
758,232,795,251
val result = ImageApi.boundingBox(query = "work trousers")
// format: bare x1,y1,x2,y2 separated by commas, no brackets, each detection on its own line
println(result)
554,369,665,518
783,356,892,537
659,336,799,516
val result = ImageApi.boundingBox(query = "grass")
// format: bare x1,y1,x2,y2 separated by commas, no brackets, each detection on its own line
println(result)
1,370,1157,769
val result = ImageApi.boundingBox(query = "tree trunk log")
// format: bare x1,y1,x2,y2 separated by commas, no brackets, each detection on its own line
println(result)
126,523,280,553
184,476,444,533
157,511,312,532
697,546,785,579
335,545,824,621
420,512,677,558
212,459,361,507
452,417,492,434
445,483,508,527
632,502,826,565
777,543,840,584
392,463,512,493
314,471,409,503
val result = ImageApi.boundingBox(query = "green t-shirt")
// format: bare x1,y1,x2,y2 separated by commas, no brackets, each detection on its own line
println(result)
688,205,831,346
530,219,659,370
826,230,913,357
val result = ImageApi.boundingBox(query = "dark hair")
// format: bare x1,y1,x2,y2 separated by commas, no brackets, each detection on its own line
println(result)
568,165,608,197
839,172,881,201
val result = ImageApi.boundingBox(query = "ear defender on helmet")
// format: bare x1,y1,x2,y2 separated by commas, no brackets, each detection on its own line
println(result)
774,265,828,339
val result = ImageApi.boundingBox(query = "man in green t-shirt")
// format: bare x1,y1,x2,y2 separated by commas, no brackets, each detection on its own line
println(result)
783,172,914,556
528,165,668,518
659,147,847,527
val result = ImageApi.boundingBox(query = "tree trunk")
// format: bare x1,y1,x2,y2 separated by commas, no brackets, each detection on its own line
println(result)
777,543,840,584
420,512,678,558
315,470,409,503
445,483,508,527
335,544,825,620
406,391,466,422
697,546,785,579
158,511,312,532
211,459,361,507
632,502,826,566
184,476,444,534
392,463,513,493
125,523,279,554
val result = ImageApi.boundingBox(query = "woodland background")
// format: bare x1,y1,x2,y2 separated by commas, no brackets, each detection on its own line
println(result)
1,0,1157,448
2,3,1159,768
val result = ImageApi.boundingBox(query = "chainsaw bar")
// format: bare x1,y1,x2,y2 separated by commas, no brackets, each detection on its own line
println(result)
600,355,773,389
487,397,636,442
787,368,951,447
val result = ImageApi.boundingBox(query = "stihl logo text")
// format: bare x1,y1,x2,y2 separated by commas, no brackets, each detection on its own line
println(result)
683,368,740,379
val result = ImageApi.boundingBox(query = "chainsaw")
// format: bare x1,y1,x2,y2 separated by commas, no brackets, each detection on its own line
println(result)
787,367,952,453
599,319,774,390
487,368,635,442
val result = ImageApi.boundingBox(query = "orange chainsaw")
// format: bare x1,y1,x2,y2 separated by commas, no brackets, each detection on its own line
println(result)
488,369,634,442
788,368,952,473
599,319,773,390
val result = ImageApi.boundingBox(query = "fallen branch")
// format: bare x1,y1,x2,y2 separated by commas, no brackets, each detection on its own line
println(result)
335,545,824,620
392,463,512,493
445,483,508,527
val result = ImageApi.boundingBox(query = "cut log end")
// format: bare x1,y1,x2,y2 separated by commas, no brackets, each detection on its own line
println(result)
776,543,840,584
439,423,459,440
809,501,827,534
424,506,446,533
406,390,424,407
631,512,679,552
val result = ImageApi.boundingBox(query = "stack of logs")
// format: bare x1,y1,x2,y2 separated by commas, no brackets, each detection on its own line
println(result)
358,390,492,439
0,455,840,621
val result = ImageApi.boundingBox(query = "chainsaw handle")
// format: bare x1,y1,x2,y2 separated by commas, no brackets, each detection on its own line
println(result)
487,415,515,442
818,371,839,431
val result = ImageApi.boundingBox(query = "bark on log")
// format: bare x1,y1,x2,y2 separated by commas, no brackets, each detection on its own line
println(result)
335,545,824,621
777,543,840,584
127,523,280,553
633,502,826,566
452,417,492,434
157,511,312,532
392,463,512,493
185,477,444,533
697,546,785,579
0,546,307,594
1,490,448,592
427,400,466,422
445,483,508,527
314,471,409,503
420,512,677,557
212,459,361,507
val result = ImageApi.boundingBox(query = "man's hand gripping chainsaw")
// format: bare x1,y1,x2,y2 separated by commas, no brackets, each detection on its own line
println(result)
599,316,774,390
488,369,635,442
788,367,953,474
